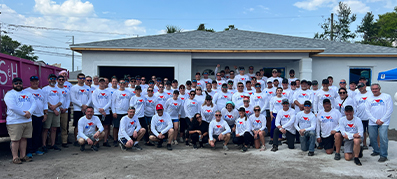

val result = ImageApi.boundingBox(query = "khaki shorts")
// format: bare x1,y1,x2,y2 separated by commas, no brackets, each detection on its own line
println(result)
7,122,33,141
43,112,61,129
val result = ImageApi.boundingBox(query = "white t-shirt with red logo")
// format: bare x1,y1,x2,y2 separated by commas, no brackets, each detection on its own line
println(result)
313,89,337,114
269,96,287,114
275,108,296,134
294,111,316,132
334,96,355,117
112,89,132,115
316,109,341,138
164,98,183,119
235,117,253,136
144,95,157,117
354,91,372,121
43,86,64,112
365,93,393,126
339,116,363,140
70,84,92,111
249,114,267,131
4,89,37,125
208,119,231,140
201,104,217,123
184,98,200,119
24,88,47,117
154,92,170,107
92,88,112,115
151,112,173,137
129,95,146,118
213,91,232,110
118,115,141,141
221,108,239,126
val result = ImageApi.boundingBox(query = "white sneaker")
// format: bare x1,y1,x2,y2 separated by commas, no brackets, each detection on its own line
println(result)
179,137,184,143
223,145,229,151
173,140,178,145
260,145,266,151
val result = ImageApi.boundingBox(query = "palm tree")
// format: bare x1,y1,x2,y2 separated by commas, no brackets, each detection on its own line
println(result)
166,25,182,33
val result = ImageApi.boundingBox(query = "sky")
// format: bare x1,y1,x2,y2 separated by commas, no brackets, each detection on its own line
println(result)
1,0,396,71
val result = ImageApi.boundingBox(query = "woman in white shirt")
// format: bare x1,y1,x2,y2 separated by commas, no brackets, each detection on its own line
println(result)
201,95,217,124
164,90,183,145
335,87,355,117
269,87,286,145
233,107,254,152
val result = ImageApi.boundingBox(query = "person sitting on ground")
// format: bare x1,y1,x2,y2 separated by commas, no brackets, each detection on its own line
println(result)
188,113,209,149
118,107,146,151
249,105,267,151
271,99,296,152
77,106,105,152
149,104,174,150
233,107,254,152
209,110,231,151
339,105,364,166
294,101,317,156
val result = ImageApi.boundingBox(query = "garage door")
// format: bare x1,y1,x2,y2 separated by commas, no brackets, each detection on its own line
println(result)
98,66,174,81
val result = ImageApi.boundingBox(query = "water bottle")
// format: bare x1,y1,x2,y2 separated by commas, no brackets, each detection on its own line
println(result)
199,135,202,142
101,115,105,121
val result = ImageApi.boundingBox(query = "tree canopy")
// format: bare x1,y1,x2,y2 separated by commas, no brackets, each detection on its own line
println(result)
1,35,38,61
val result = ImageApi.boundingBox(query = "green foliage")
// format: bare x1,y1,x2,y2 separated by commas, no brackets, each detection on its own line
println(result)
1,35,38,61
224,25,236,31
197,24,215,32
165,25,182,33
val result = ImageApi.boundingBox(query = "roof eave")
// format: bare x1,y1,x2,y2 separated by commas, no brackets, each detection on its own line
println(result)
312,53,397,57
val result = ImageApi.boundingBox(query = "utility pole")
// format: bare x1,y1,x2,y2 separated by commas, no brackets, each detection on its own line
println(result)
72,36,74,72
330,13,334,41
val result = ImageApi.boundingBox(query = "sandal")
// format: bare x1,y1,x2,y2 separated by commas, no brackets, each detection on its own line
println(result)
20,156,32,162
13,158,22,164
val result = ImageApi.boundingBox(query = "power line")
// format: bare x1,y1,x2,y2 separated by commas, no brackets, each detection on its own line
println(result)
30,45,71,50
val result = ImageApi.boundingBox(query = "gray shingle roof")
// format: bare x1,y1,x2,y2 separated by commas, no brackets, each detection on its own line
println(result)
71,29,397,54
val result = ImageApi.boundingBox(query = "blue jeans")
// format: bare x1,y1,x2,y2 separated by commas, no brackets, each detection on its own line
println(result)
300,130,316,152
145,116,153,126
368,125,388,158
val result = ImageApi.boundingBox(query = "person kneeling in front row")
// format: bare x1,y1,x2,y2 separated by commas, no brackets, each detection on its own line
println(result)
77,106,105,152
208,110,231,151
118,107,146,151
271,99,296,152
149,104,174,150
189,113,209,149
294,101,317,156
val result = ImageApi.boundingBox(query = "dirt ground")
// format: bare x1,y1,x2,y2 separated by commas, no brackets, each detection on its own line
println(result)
0,128,397,179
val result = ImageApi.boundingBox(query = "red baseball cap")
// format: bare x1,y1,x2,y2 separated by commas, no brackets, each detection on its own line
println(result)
156,104,164,110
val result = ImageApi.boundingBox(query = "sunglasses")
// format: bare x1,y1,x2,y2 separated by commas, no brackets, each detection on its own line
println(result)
304,105,311,107
216,75,221,76
238,86,244,88
147,90,153,92
254,109,260,112
142,79,146,81
340,82,346,84
149,82,154,84
249,68,253,70
31,76,39,80
255,86,260,88
215,114,222,117
159,86,164,88
180,87,185,89
339,92,346,94
222,86,227,88
120,82,127,84
190,93,196,96
243,100,249,102
86,80,92,82
49,77,57,80
14,82,23,85
228,83,233,85
131,81,136,83
58,79,65,81
157,80,162,82
196,89,202,91
79,77,86,80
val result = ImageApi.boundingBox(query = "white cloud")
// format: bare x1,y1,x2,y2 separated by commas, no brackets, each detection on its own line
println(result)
34,0,94,17
124,19,142,26
294,0,337,10
332,1,370,14
258,5,269,10
248,8,255,11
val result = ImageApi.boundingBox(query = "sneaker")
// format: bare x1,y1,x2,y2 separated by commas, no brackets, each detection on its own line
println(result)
295,140,301,144
20,156,32,162
378,157,387,162
119,143,127,151
62,144,69,148
242,146,247,152
173,140,178,145
12,158,22,164
35,150,44,156
52,145,62,151
362,145,368,150
199,143,204,148
145,142,155,146
223,145,229,151
103,142,111,147
354,157,362,166
212,143,216,150
91,145,98,151
371,152,380,156
113,141,118,147
260,145,266,151
193,144,198,149
95,143,100,148
157,142,163,148
80,144,85,151
334,153,341,160
269,140,273,145
278,140,282,146
317,145,324,149
185,141,189,146
134,144,143,150
167,144,172,150
308,152,314,156
47,145,54,149
359,146,363,158
42,146,48,153
26,153,33,158
271,146,278,152
179,137,184,143
73,141,79,147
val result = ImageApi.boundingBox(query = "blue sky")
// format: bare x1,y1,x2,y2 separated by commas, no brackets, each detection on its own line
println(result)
1,0,396,71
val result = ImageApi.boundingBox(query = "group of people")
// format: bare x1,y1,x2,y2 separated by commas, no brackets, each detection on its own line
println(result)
4,65,393,166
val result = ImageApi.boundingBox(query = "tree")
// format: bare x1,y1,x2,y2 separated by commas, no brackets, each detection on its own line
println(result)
224,25,237,31
0,35,38,61
165,25,182,33
376,7,397,46
197,23,215,32
314,2,357,42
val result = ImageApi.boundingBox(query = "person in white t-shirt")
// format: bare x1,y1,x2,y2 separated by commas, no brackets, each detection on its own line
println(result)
232,82,247,108
313,79,338,114
149,104,174,150
209,110,231,151
311,80,320,97
56,76,71,148
76,107,105,152
288,69,298,86
92,78,112,147
354,82,371,149
250,106,267,151
294,101,317,156
111,78,132,147
339,79,356,99
215,72,226,89
201,95,217,124
327,76,338,92
227,80,236,94
201,72,213,90
5,77,36,164
164,90,183,145
164,81,173,99
107,77,119,95
205,83,216,97
118,107,146,151
271,99,296,152
269,87,286,145
213,83,232,111
268,69,282,87
334,88,355,117
234,67,250,88
92,75,99,89
348,81,358,99
365,83,393,162
42,74,64,152
233,107,254,152
154,83,169,107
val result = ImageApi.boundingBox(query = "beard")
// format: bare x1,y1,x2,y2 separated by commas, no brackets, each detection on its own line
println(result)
49,82,56,86
13,86,22,91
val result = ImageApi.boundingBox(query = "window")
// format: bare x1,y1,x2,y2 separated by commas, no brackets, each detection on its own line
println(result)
262,67,285,78
349,68,371,86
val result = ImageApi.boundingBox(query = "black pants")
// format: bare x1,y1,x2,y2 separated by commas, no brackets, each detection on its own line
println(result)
190,133,209,144
273,128,295,149
180,117,188,136
27,115,43,153
233,132,254,146
138,117,149,142
185,118,193,139
295,130,300,142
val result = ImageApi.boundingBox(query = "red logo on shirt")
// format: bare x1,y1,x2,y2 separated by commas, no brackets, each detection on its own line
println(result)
80,89,86,93
218,83,222,85
52,90,58,93
248,92,252,95
277,100,281,103
20,95,27,99
167,93,171,95
223,95,228,98
325,116,332,119
159,96,164,99
180,98,185,100
173,103,178,106
216,125,221,128
192,102,196,105
284,115,290,118
269,92,273,94
255,120,261,123
257,96,262,99
239,121,243,124
282,92,286,95
130,121,135,125
33,93,41,97
148,100,153,103
362,97,367,100
303,117,309,121
64,85,67,88
62,91,66,94
227,115,233,118
159,119,164,123
375,99,381,103
133,91,136,94
325,94,330,97
138,99,143,102
302,93,307,96
121,93,127,97
206,110,212,113
347,124,354,128
88,122,93,126
338,103,342,107
100,93,106,96
241,78,245,80
245,111,249,114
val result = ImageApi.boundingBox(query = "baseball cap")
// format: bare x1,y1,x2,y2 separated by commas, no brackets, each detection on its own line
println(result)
30,76,39,81
135,75,141,79
357,82,365,88
322,79,329,84
226,101,235,107
165,81,172,85
312,80,318,85
205,95,212,100
156,77,162,81
222,83,227,87
291,81,296,86
225,66,230,70
99,77,105,82
301,79,308,84
267,79,272,83
57,75,64,80
359,76,367,81
186,80,192,85
345,105,354,111
282,79,288,84
172,79,178,83
135,85,142,91
192,79,197,83
156,104,164,111
203,71,209,75
148,80,154,84
273,79,279,82
272,69,278,73
239,66,245,70
303,101,312,106
308,81,312,86
12,77,22,83
255,83,261,87
281,99,289,104
227,80,233,84
48,74,57,79
289,69,295,74
238,107,246,112
323,99,331,104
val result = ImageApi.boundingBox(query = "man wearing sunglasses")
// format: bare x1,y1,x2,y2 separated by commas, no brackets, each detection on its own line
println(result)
202,72,212,90
111,78,133,147
213,83,232,110
339,79,356,99
234,66,249,89
294,101,317,156
126,77,137,96
140,76,148,92
185,80,193,92
85,76,95,108
24,76,46,157
209,110,231,151
5,77,37,164
56,76,71,148
154,83,169,107
58,70,72,90
227,80,236,94
142,80,156,96
92,77,112,147
42,74,64,152
268,69,282,88
149,104,174,150
232,82,248,108
71,73,92,146
215,72,226,90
